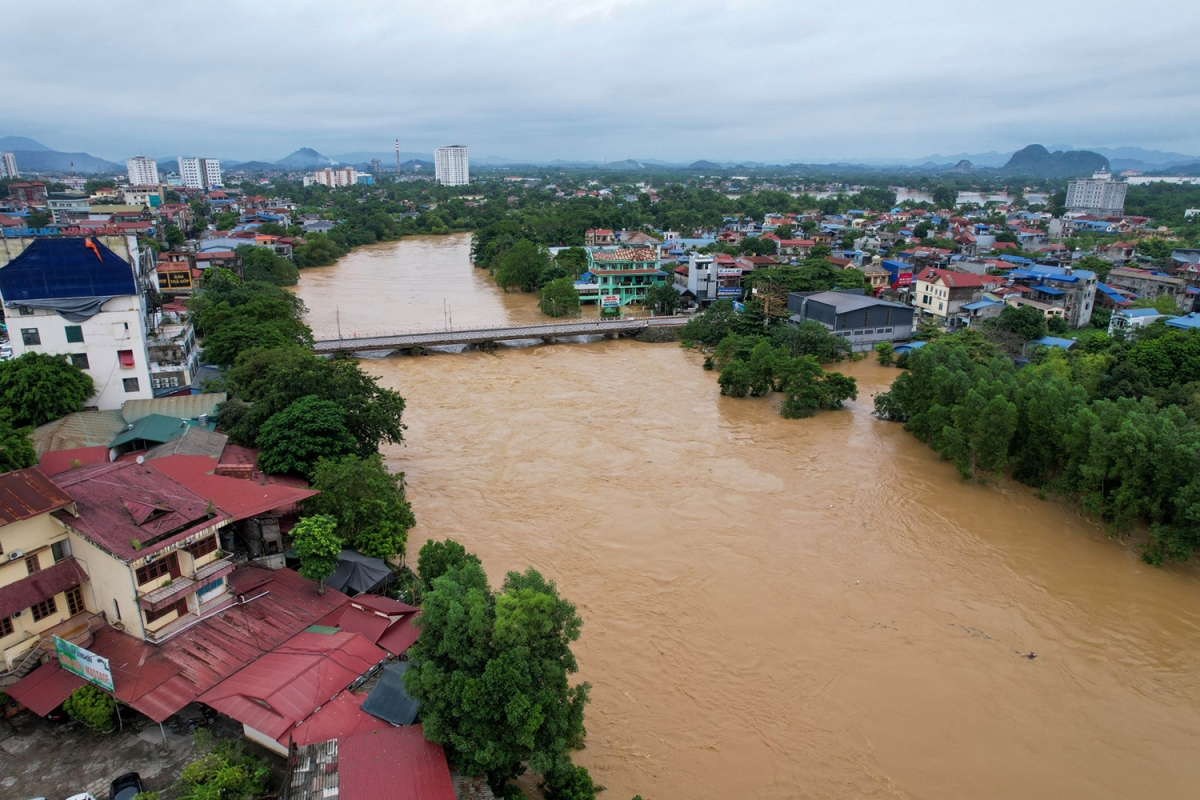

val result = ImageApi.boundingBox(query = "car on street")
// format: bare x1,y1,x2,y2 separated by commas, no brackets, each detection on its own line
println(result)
109,773,144,800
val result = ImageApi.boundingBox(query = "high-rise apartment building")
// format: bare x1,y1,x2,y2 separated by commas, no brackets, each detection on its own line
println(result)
435,145,470,186
1066,169,1127,217
178,157,223,189
302,166,362,188
126,155,160,186
0,152,18,179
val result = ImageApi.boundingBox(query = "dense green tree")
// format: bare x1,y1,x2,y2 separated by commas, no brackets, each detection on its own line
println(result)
291,515,343,595
539,277,581,317
404,553,590,791
1138,238,1174,261
256,395,357,477
174,733,271,800
293,232,346,267
303,454,416,560
63,684,116,732
212,211,239,230
875,341,895,365
1132,294,1182,315
554,247,590,276
769,322,850,363
0,411,36,472
26,211,49,228
644,282,680,315
1073,255,1112,282
1047,315,1070,335
496,239,552,292
416,537,481,589
778,357,858,418
0,352,94,427
680,300,737,346
164,224,185,247
218,346,406,456
932,185,957,207
235,244,299,286
988,304,1048,342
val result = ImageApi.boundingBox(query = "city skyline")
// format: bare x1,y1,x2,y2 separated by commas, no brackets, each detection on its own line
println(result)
2,0,1198,163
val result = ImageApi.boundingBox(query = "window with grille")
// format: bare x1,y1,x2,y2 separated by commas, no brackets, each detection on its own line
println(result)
123,377,140,393
0,617,12,637
185,536,219,560
65,586,85,616
31,597,57,622
70,353,90,370
135,552,179,585
25,554,40,575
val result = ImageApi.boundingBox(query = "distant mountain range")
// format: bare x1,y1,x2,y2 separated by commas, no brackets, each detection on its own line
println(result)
0,136,123,174
999,144,1109,177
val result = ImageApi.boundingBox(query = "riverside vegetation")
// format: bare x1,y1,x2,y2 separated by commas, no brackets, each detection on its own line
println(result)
875,323,1200,564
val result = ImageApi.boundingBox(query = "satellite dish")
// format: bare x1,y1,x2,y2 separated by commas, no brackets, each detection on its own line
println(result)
136,455,145,465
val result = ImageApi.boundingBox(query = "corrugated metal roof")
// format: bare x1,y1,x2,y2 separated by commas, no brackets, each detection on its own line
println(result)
6,662,85,716
152,455,317,522
145,427,228,460
121,393,228,424
340,725,455,800
37,446,112,477
0,557,88,619
109,414,192,448
31,411,126,456
0,467,74,525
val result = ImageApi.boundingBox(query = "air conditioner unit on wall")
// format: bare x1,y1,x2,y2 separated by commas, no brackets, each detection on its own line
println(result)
7,550,23,561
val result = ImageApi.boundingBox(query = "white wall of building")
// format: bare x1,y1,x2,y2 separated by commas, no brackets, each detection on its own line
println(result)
8,297,154,409
0,152,17,179
1065,170,1127,216
435,146,470,186
178,157,203,189
126,156,159,186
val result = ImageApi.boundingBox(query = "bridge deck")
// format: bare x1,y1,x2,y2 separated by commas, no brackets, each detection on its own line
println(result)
312,315,689,353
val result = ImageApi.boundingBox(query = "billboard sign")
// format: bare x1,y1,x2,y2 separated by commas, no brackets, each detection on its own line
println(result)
157,270,193,290
601,294,621,308
55,636,115,692
717,287,743,297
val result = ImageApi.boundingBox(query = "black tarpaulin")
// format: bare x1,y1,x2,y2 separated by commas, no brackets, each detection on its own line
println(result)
326,549,391,595
360,661,419,726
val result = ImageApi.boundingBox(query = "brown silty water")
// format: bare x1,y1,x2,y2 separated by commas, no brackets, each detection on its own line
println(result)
294,235,1200,799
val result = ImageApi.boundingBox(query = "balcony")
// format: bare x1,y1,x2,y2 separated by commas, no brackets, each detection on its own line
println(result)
137,555,235,612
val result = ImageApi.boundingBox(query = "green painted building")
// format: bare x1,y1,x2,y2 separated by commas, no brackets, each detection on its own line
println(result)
585,247,668,307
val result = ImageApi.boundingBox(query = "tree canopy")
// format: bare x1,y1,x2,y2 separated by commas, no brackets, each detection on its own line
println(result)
539,277,581,318
256,395,357,477
303,454,416,560
496,239,552,292
0,352,94,427
291,515,343,594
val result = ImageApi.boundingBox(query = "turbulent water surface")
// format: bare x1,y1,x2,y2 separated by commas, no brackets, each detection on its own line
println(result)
294,235,1200,799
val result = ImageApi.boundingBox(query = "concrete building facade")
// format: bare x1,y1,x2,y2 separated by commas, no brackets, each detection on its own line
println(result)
178,157,223,190
434,145,470,186
1066,169,1128,217
126,156,159,187
787,290,914,349
0,152,17,179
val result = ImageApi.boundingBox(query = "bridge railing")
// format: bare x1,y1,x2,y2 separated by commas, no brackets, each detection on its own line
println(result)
311,314,692,345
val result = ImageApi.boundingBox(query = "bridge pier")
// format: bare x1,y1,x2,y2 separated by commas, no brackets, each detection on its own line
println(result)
543,336,557,344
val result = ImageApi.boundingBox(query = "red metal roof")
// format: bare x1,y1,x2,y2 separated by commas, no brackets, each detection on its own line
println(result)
375,614,421,657
151,455,317,521
37,447,113,477
287,690,383,746
352,595,418,616
6,661,85,715
83,567,351,722
0,557,88,619
199,629,385,741
51,461,231,561
916,268,989,289
340,725,456,800
314,600,421,657
0,468,74,526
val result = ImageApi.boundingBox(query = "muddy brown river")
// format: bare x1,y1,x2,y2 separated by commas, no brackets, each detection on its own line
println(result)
295,235,1200,799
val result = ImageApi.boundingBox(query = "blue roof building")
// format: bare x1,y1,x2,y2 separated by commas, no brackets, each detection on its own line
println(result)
1165,313,1200,331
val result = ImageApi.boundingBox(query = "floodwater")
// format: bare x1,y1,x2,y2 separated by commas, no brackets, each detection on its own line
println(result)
295,236,1200,799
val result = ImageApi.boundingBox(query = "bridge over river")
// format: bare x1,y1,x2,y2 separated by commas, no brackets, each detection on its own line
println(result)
312,315,690,354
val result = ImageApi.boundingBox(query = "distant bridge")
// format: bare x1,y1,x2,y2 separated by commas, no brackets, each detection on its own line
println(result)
311,315,691,354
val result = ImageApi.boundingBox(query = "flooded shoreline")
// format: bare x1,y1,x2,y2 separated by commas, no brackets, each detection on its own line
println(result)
293,236,1200,799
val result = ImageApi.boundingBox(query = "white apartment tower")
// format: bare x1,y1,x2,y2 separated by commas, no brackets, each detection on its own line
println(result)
1065,169,1128,217
178,157,223,189
126,155,160,186
0,152,17,179
435,145,470,186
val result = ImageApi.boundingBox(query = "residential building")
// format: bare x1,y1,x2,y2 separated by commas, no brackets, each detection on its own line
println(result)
1105,267,1188,308
787,291,914,348
8,182,47,206
178,157,223,190
1065,169,1127,217
121,184,164,208
126,156,159,187
1165,313,1200,331
46,193,90,224
0,468,90,681
0,237,155,409
434,145,469,186
51,461,234,643
913,268,999,326
959,298,1004,329
303,167,358,188
686,252,719,304
0,152,17,179
1006,265,1099,328
1004,295,1066,321
861,261,891,291
586,247,667,307
585,229,615,246
1109,307,1165,335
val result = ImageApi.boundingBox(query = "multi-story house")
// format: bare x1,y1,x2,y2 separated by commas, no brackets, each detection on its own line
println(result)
913,268,1000,327
585,228,616,246
0,237,156,409
51,461,234,643
46,193,90,224
1106,267,1189,309
0,468,91,683
586,247,667,307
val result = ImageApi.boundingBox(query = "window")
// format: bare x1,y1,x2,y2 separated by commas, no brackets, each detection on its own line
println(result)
65,325,83,343
70,353,90,370
30,597,57,622
135,552,179,585
0,617,12,637
51,539,72,562
123,377,140,393
185,535,219,560
145,598,187,625
21,328,40,346
66,586,84,616
25,554,40,575
118,349,135,368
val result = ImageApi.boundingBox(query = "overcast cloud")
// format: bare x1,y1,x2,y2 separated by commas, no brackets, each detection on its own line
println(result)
4,0,1200,162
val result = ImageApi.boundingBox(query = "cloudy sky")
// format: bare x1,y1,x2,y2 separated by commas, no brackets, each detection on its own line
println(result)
4,0,1200,163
